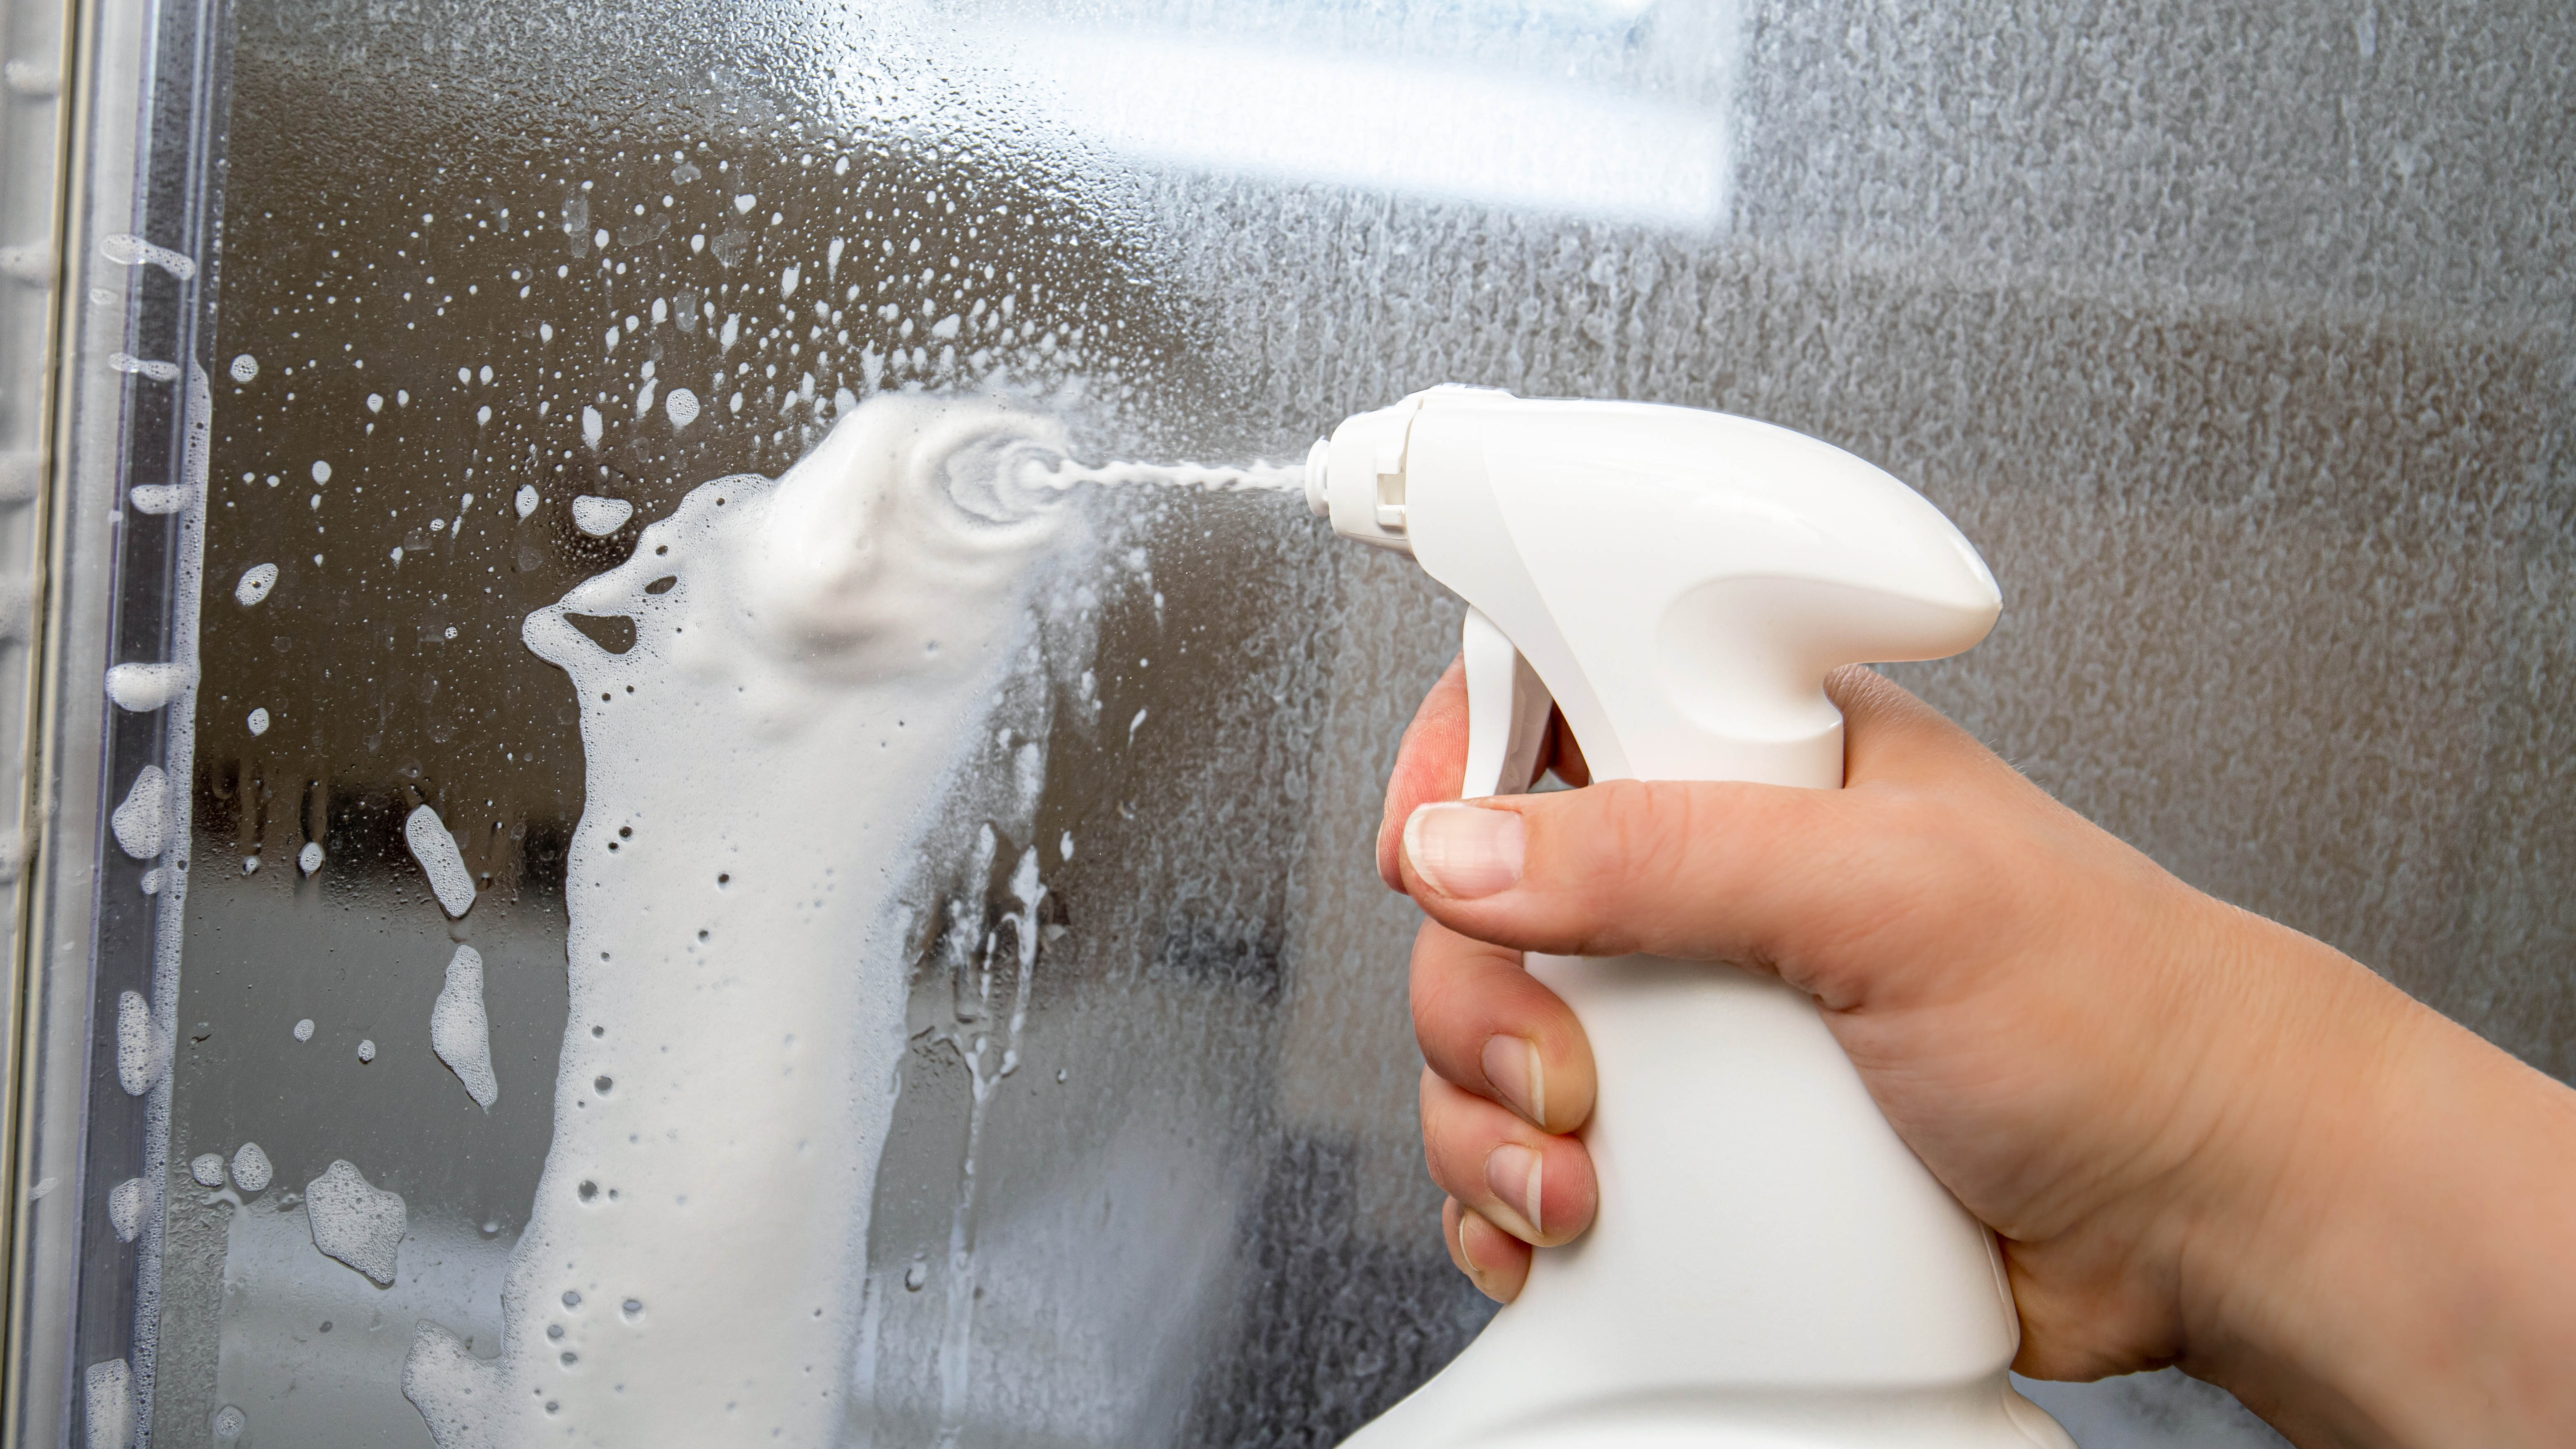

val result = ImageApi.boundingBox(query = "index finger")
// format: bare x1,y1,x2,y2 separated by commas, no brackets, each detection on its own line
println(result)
1378,658,1470,889
1377,657,1594,890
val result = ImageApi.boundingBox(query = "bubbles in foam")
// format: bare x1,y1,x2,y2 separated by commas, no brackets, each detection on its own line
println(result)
108,354,179,385
108,1177,145,1242
232,1141,273,1193
105,662,193,712
111,765,167,858
189,1153,225,1188
115,989,162,1095
433,944,499,1109
405,805,476,918
84,1358,133,1449
247,708,269,736
228,353,258,383
304,1158,405,1286
100,232,194,278
299,841,323,875
515,485,539,519
571,496,633,536
129,482,190,514
293,1017,315,1041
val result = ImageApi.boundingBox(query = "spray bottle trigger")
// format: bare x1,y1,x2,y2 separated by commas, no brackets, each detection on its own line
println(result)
1460,607,1554,800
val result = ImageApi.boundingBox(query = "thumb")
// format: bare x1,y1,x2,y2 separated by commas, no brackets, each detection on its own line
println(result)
1395,780,1890,987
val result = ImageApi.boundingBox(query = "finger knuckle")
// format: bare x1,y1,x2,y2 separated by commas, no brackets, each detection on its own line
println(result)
1559,780,1704,953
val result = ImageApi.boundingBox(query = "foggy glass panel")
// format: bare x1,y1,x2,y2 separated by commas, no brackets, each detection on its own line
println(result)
31,0,2569,1447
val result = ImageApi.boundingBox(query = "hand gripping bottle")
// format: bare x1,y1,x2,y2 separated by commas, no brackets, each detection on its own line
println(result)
1307,388,2074,1449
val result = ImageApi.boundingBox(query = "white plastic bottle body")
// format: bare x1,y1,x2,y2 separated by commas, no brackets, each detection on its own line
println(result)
1511,956,2019,1388
1322,390,2074,1449
1338,963,2075,1449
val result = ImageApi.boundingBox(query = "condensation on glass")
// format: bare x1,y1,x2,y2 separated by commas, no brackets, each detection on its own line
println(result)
5,1,2570,1447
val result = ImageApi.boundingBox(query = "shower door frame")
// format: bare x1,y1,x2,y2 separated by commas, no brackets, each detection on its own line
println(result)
2,0,233,1439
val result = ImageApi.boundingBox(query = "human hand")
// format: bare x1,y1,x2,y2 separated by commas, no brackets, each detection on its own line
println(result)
1380,659,2576,1449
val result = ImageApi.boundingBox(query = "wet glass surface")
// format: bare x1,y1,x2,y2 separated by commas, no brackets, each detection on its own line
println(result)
49,1,2576,1446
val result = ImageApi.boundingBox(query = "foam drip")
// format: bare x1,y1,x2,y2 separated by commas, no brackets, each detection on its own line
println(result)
432,945,499,1109
405,805,477,918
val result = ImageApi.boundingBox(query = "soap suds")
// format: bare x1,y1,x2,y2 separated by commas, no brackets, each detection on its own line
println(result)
357,1038,377,1063
100,231,195,278
293,1017,315,1041
570,495,633,535
433,944,499,1109
406,393,1095,1446
105,662,194,712
405,804,476,917
130,482,192,514
306,1160,405,1285
189,1153,226,1188
232,1141,273,1193
111,766,168,859
116,989,163,1095
299,841,323,874
247,707,269,736
84,1358,134,1449
109,1178,146,1242
235,562,278,605
515,485,539,519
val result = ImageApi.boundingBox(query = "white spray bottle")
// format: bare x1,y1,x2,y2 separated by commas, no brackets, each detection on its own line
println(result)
1306,387,2076,1449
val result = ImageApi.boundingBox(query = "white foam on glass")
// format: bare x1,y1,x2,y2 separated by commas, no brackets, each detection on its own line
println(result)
305,1159,406,1286
235,562,278,605
404,394,1092,1445
405,804,476,917
433,944,499,1109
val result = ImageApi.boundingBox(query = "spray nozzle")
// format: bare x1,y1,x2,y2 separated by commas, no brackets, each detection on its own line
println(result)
1303,393,1431,553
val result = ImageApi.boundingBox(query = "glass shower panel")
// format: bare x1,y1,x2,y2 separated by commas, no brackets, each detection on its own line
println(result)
10,1,2570,1447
